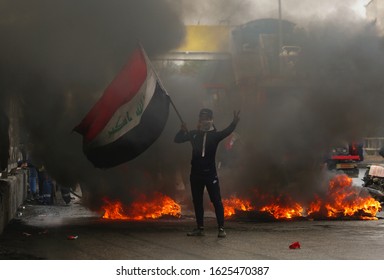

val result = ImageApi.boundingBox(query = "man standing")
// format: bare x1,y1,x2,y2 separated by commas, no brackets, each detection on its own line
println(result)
174,108,240,238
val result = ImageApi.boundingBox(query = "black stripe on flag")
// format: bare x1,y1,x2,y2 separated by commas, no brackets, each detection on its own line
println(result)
84,82,170,168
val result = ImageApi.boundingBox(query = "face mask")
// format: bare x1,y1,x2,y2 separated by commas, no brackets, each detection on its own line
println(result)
200,120,214,131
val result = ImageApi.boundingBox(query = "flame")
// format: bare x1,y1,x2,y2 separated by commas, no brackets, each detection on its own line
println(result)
307,195,322,216
102,192,181,220
260,201,304,219
223,195,254,217
222,174,381,220
101,175,380,222
223,194,304,219
102,200,129,220
324,174,381,220
305,174,381,220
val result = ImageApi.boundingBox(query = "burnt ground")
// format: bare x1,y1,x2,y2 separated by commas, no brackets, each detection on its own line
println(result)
1,193,384,260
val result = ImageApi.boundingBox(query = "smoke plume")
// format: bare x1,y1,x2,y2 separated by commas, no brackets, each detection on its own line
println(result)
165,1,384,207
0,0,186,209
1,0,383,213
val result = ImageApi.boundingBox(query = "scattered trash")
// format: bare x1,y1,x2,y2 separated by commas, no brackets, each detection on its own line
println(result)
67,235,78,240
17,212,23,217
38,230,48,235
22,232,32,237
289,241,301,249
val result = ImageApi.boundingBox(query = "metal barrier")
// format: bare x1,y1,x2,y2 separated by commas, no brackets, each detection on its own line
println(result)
363,137,384,156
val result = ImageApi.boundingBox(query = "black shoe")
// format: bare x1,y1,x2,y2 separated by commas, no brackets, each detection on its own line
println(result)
218,227,226,238
187,227,205,236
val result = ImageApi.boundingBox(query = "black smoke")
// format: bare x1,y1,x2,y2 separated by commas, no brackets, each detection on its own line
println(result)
2,0,384,213
223,7,384,205
0,0,186,210
166,1,384,207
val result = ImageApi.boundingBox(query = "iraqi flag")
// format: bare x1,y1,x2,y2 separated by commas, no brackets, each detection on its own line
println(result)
74,46,170,168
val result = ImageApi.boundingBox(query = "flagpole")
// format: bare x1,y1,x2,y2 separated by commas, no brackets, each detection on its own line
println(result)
137,44,195,150
139,43,185,124
168,96,185,124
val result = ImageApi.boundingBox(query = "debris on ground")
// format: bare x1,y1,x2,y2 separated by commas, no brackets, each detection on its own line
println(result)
289,241,301,249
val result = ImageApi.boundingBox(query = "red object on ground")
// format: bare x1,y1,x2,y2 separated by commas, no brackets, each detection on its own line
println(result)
289,241,301,249
67,235,78,240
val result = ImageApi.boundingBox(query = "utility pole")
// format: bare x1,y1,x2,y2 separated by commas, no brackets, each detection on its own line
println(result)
278,0,283,75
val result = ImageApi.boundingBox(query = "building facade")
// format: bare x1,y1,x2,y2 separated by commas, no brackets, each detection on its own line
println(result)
366,0,384,34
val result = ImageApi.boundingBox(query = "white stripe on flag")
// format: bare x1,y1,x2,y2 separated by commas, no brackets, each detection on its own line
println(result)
87,60,157,148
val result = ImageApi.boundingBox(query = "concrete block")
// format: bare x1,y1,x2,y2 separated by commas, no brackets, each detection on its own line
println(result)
0,170,27,234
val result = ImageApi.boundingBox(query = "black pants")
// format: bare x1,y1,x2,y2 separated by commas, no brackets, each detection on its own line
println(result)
190,174,224,228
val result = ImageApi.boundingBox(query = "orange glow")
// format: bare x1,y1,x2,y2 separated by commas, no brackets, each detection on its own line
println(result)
102,200,129,220
101,174,381,222
307,195,322,216
260,202,304,219
102,192,181,220
222,174,381,220
222,195,254,217
324,174,381,220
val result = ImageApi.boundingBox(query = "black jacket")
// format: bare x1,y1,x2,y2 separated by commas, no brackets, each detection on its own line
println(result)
174,121,237,177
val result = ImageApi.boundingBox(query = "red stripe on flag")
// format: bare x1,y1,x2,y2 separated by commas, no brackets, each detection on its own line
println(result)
74,47,147,142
